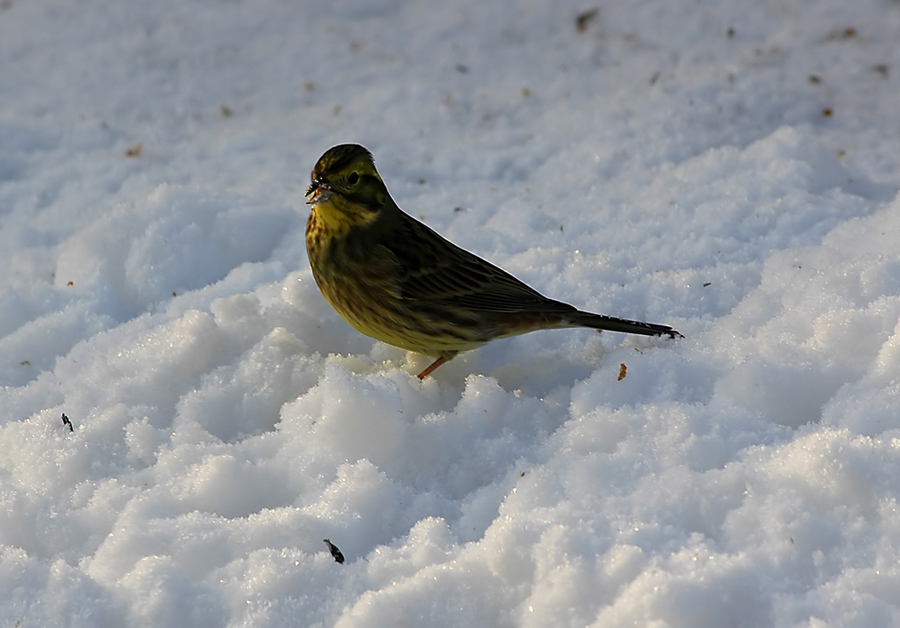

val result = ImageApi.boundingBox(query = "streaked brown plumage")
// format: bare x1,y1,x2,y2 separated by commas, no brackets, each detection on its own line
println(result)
305,144,681,378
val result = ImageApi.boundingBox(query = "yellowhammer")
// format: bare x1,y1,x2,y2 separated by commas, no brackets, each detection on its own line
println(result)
306,144,681,379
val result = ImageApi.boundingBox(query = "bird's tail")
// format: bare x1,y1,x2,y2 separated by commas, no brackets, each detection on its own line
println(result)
570,311,683,339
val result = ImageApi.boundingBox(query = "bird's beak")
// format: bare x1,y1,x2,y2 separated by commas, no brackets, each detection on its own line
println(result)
305,179,333,205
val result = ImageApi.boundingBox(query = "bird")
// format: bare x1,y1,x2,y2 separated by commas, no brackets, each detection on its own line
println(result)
305,144,681,379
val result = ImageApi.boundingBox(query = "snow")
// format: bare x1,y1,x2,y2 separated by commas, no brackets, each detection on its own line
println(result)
2,0,900,625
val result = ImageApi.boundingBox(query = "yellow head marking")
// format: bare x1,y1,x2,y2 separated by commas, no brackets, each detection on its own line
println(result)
305,144,390,234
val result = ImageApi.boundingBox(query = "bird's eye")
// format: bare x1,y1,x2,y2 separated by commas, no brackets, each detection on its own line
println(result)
347,172,360,185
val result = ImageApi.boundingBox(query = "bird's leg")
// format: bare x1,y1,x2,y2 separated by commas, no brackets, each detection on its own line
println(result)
417,356,449,379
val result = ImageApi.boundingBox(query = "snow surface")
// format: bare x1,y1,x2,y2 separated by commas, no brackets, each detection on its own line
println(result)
2,0,900,626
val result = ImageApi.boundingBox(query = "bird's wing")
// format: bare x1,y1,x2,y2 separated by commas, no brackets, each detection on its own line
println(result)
377,216,575,314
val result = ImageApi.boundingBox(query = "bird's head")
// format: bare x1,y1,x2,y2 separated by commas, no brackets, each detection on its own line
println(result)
306,144,391,219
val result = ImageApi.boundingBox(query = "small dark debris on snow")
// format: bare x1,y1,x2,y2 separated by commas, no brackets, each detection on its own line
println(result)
575,8,598,32
324,539,345,564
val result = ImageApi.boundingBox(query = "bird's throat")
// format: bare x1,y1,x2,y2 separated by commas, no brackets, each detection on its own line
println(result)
309,196,378,239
